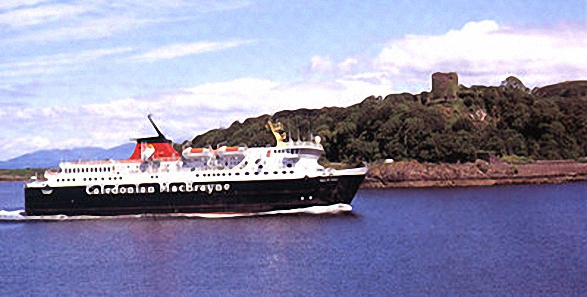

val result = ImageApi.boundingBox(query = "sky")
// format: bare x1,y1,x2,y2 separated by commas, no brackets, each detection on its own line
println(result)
0,0,586,161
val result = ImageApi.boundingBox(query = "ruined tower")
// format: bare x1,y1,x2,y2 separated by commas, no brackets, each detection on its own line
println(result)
431,72,458,99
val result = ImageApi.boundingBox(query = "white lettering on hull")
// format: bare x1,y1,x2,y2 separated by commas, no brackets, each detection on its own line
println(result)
85,183,231,196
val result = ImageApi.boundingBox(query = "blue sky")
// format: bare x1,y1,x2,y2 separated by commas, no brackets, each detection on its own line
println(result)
0,0,586,161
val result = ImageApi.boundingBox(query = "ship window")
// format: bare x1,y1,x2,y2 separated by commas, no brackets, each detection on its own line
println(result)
254,172,259,175
282,171,286,174
273,171,278,174
290,171,294,174
245,172,249,175
264,172,268,175
287,163,292,168
72,179,75,181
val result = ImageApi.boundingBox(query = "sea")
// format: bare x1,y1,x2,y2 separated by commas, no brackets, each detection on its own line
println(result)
0,181,586,296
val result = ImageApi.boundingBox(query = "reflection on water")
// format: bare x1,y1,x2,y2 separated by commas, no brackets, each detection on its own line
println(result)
0,182,586,295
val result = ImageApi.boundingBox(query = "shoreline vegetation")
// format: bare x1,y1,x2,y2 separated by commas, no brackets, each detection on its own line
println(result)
3,161,587,188
0,169,47,182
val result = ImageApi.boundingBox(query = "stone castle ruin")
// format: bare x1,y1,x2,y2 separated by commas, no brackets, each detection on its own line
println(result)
431,72,458,99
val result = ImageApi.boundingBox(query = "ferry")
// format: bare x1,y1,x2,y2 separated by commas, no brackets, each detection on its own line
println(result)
24,115,367,216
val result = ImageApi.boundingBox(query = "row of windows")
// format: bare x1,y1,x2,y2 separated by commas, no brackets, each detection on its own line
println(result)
192,171,295,178
274,149,300,154
83,177,122,182
56,176,123,182
64,167,114,174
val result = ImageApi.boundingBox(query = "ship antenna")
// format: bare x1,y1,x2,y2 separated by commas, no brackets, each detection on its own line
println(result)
147,114,165,138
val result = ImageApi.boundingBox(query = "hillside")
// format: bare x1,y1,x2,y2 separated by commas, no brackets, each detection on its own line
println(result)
0,143,135,169
188,79,587,164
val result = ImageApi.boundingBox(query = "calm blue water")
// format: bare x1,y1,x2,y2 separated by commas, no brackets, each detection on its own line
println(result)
1,181,586,295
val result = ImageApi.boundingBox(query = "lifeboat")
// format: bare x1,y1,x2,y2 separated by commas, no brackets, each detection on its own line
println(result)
182,147,214,160
216,146,247,168
216,146,247,156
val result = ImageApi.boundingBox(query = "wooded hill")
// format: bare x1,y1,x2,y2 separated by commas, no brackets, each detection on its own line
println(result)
182,79,587,164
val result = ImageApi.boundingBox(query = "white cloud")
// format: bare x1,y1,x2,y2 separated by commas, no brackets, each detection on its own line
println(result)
338,58,358,73
0,76,391,161
0,47,133,77
0,0,47,11
0,3,90,27
374,20,587,88
128,40,256,62
1,0,252,43
309,55,335,73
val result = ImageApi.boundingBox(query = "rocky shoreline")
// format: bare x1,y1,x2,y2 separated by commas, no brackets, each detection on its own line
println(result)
362,160,587,188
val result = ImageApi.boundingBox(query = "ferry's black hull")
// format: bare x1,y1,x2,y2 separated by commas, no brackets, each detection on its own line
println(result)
24,175,365,216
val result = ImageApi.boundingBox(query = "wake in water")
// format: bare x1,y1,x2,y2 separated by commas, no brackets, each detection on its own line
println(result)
0,204,353,222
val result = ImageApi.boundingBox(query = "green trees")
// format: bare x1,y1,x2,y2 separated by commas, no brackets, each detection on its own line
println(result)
188,80,587,164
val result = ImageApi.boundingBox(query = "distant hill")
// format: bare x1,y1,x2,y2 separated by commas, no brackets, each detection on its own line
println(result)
533,81,587,98
0,143,136,169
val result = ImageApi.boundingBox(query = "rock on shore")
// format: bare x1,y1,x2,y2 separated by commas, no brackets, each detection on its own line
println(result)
363,160,587,188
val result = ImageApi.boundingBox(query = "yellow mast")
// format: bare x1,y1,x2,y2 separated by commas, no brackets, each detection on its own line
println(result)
265,120,287,147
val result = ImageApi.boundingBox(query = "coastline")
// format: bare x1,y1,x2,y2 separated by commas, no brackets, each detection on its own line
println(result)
4,161,587,188
0,169,47,183
362,160,587,188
